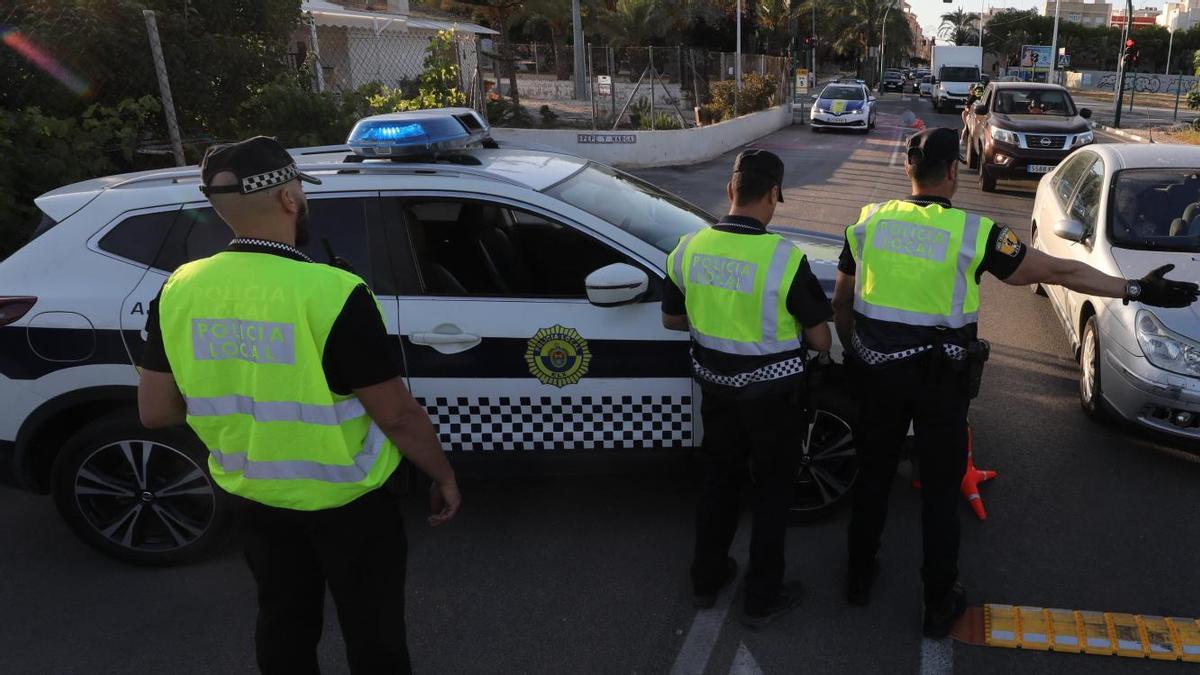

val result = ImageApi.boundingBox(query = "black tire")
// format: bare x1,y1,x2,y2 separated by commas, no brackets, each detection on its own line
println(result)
979,165,997,192
1030,227,1047,296
1079,315,1108,421
811,125,820,133
790,366,859,524
51,411,233,565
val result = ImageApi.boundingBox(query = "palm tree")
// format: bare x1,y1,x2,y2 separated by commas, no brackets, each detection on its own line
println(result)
826,0,914,81
456,0,525,105
521,0,599,80
756,0,792,54
938,8,979,46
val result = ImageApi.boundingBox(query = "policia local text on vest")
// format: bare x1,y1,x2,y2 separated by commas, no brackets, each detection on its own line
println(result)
832,127,1199,639
663,149,834,629
137,137,461,675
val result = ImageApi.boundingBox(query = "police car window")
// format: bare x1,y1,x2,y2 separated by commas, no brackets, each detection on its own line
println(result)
821,86,865,101
400,199,640,298
545,163,715,253
151,199,373,283
98,209,179,266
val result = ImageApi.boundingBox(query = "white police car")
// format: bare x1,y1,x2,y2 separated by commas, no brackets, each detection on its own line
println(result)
0,108,856,564
810,82,877,133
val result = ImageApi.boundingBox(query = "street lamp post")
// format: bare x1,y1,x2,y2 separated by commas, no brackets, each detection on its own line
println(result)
812,0,817,87
880,0,895,89
1166,27,1175,76
736,0,742,91
1049,0,1062,84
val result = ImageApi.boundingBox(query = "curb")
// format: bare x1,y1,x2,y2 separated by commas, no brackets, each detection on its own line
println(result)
1090,121,1152,144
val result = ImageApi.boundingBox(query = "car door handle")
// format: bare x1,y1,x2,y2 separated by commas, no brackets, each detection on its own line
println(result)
410,326,481,355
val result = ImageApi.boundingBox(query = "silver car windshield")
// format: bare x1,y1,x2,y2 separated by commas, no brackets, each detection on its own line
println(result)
545,163,716,253
1110,169,1200,252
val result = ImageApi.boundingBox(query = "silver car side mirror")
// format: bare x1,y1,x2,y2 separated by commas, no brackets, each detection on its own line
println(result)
1052,218,1087,243
585,263,649,307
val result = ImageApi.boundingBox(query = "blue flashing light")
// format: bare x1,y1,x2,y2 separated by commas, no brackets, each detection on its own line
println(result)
346,111,489,157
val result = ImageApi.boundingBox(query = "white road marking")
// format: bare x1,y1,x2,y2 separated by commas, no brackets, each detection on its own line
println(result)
889,129,909,168
919,638,953,675
729,641,764,675
670,520,751,675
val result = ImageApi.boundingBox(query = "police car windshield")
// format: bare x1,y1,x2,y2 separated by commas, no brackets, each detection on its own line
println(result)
546,163,716,252
822,86,864,101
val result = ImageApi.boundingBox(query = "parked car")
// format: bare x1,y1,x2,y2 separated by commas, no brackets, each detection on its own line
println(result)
1029,143,1200,442
919,75,933,97
810,82,877,133
0,108,859,564
963,82,1093,192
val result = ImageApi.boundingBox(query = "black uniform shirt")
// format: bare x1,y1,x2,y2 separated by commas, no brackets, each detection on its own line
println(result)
140,239,400,395
836,196,1027,353
661,215,834,329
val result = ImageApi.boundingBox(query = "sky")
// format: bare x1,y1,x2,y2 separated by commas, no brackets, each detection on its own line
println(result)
907,0,1163,37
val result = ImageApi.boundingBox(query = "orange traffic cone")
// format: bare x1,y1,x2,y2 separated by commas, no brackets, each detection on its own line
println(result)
961,426,996,521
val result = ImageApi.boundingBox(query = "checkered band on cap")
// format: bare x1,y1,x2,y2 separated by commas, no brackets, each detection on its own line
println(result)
241,164,299,193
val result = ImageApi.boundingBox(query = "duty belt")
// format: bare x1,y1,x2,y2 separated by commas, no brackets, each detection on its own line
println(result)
691,354,805,388
852,332,967,366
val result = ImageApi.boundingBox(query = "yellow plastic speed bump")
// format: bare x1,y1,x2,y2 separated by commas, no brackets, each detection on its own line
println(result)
1047,608,1083,653
1017,606,1051,651
1142,616,1178,661
1171,617,1200,663
1110,613,1147,658
1079,610,1115,655
984,604,1020,648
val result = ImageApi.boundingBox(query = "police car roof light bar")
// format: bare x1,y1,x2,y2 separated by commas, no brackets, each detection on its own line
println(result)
346,109,491,158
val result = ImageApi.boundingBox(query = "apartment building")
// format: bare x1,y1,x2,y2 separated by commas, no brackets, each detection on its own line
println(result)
1041,1,1113,27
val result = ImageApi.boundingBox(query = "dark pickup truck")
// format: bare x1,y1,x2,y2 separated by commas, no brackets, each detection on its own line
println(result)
962,82,1093,192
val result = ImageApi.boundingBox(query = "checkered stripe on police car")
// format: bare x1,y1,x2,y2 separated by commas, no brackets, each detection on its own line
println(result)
419,395,693,451
241,165,298,193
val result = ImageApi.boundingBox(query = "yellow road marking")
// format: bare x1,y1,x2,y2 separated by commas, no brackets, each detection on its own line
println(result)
983,604,1200,662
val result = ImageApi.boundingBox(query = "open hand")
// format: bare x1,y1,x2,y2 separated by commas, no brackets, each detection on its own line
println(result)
1136,264,1200,308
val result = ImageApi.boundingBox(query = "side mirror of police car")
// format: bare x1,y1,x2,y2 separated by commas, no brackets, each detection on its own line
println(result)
585,263,649,307
1052,218,1087,243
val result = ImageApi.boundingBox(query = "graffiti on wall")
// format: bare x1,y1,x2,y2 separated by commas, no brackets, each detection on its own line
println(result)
1089,71,1198,94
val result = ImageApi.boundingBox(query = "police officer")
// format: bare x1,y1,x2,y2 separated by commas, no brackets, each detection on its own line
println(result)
662,149,833,628
832,127,1199,637
137,137,462,674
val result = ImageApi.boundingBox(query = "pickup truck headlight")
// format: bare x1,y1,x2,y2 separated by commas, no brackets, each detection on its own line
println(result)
1136,310,1200,377
990,127,1020,145
1073,130,1094,146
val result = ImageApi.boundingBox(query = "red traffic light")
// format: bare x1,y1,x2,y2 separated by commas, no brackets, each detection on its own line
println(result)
1125,38,1136,49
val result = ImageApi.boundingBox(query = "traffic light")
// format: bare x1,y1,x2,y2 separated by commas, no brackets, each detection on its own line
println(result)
1123,37,1136,65
803,36,814,48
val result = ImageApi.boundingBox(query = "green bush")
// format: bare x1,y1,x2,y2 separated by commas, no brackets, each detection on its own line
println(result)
708,73,780,120
365,30,468,114
0,97,161,260
486,94,531,127
638,112,684,130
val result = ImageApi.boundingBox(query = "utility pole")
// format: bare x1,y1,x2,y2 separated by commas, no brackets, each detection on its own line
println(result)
143,10,185,167
812,0,817,87
1112,0,1133,128
1049,0,1062,85
880,0,895,89
736,0,742,91
572,0,587,100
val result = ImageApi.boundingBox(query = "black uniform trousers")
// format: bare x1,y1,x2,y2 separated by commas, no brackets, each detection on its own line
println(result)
691,388,805,614
846,355,970,603
240,486,412,675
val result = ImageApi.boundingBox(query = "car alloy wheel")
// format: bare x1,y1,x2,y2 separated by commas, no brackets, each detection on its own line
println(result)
791,408,858,521
1079,315,1107,420
73,439,217,554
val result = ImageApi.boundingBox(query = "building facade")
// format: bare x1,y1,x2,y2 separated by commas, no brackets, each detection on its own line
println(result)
1110,7,1161,29
1041,1,1113,28
1161,0,1200,32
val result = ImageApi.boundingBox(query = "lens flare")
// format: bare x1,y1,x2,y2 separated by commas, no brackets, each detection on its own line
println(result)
1,28,91,97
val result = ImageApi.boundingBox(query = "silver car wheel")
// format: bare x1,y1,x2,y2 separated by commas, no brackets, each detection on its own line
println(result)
74,440,216,553
1081,324,1098,405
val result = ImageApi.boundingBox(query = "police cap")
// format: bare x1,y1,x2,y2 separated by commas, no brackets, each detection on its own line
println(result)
906,127,963,167
200,136,322,195
732,149,785,202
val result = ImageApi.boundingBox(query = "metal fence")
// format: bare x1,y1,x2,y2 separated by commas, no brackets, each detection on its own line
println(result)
482,43,791,129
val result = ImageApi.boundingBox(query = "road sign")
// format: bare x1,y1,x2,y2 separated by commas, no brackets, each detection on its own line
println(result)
1057,54,1071,69
795,68,810,94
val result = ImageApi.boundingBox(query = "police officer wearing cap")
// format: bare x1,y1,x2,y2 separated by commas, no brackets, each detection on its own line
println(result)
833,127,1198,637
138,137,463,673
663,149,834,628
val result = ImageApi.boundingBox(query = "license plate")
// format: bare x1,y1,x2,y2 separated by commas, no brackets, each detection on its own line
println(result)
1028,165,1054,174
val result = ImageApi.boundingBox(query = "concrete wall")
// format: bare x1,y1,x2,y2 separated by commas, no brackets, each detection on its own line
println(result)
1066,70,1198,94
490,104,793,170
499,77,685,106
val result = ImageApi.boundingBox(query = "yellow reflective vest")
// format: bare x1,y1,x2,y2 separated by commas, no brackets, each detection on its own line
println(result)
846,200,994,329
159,252,401,510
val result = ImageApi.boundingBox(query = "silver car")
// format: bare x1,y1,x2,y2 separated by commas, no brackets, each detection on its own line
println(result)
919,76,932,98
1030,143,1200,441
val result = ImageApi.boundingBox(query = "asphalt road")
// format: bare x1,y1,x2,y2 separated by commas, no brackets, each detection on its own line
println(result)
1,94,1197,675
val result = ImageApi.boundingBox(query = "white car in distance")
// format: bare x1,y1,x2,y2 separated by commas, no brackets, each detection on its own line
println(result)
1030,143,1200,442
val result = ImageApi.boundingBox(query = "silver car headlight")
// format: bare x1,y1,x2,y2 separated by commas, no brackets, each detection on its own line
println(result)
1135,310,1200,377
990,127,1019,145
1073,130,1094,146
